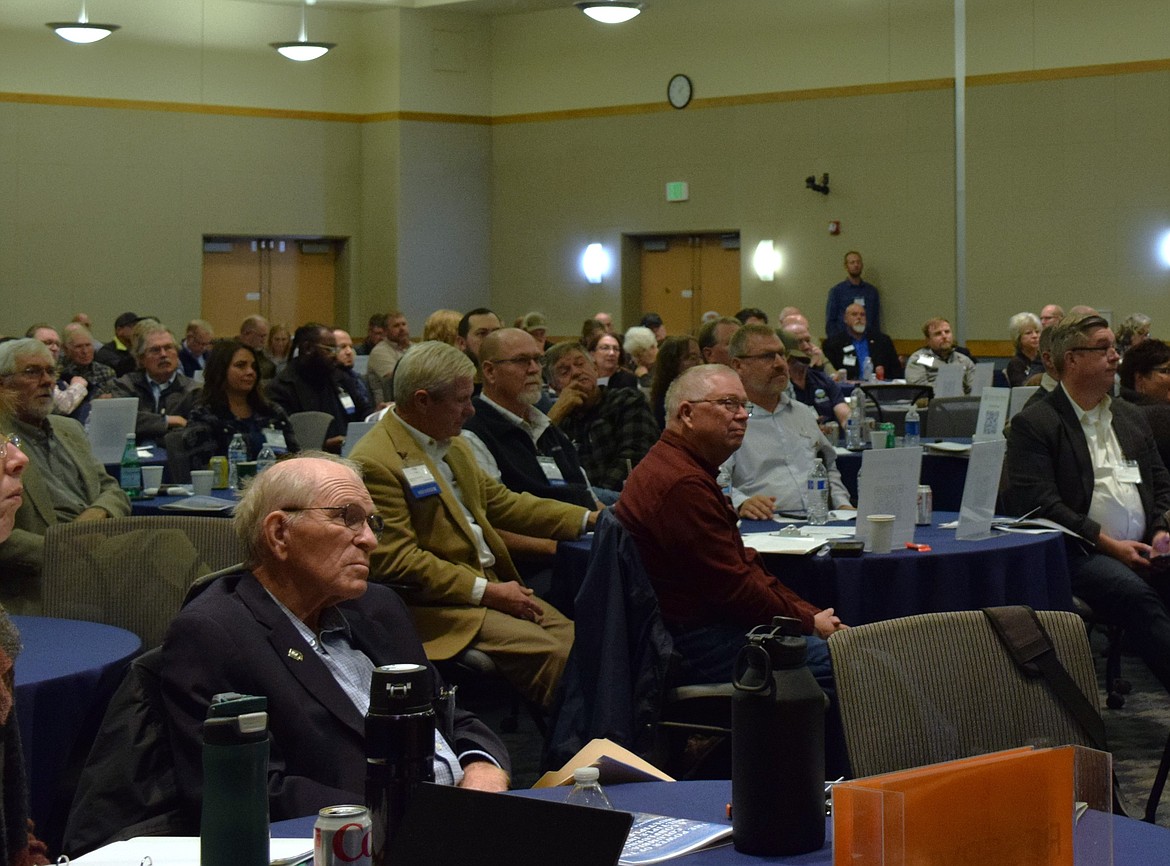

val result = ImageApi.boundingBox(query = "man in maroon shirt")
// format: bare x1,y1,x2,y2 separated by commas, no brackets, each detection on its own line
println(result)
615,363,845,686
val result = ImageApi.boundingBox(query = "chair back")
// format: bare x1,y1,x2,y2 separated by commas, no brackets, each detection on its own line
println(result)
857,384,932,428
42,516,246,649
925,395,981,437
827,609,1099,778
288,410,333,450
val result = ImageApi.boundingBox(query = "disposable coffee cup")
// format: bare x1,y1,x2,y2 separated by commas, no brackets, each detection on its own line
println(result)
191,470,215,497
869,429,889,450
866,514,896,554
142,465,164,491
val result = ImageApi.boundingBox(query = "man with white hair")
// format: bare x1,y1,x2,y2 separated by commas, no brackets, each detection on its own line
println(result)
350,341,597,709
0,339,130,611
160,454,509,825
178,319,214,378
59,322,117,421
109,322,199,442
616,363,845,685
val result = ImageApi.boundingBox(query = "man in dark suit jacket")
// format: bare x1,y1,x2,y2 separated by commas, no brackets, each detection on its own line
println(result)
1004,314,1170,694
160,455,509,824
822,303,903,380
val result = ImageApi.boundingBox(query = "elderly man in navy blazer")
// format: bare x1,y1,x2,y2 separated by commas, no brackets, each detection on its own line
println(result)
1005,314,1170,695
160,453,509,823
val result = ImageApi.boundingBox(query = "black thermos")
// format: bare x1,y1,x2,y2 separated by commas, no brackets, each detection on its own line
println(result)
365,663,435,866
731,617,827,856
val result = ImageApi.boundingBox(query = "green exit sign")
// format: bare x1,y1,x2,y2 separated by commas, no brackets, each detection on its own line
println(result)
665,182,689,202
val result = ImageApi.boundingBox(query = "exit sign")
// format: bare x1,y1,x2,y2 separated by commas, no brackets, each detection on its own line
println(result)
665,182,689,202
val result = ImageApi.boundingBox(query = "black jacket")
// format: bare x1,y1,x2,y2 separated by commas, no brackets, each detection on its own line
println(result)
266,361,372,439
823,331,903,380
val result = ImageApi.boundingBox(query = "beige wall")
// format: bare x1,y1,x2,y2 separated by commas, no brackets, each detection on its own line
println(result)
2,0,1170,342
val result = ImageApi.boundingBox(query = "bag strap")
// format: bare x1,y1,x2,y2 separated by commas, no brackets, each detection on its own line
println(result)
982,605,1106,751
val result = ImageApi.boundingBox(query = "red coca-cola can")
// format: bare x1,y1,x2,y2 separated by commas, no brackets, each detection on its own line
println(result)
314,805,372,866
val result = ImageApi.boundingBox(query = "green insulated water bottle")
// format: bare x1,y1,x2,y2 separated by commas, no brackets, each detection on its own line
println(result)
201,692,270,866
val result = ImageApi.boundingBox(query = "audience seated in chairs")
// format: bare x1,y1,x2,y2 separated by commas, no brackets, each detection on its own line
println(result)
108,322,199,444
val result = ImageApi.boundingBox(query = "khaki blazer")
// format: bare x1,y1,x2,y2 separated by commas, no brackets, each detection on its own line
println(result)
0,415,131,612
349,409,587,659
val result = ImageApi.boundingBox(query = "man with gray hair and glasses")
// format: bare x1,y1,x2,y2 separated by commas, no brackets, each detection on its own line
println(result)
160,453,508,826
1005,314,1170,696
0,338,129,612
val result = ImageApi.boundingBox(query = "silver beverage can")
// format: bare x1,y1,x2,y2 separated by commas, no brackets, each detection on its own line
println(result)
314,805,372,866
916,485,933,526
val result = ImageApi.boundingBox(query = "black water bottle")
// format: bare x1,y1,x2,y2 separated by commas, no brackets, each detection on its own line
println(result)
731,617,827,856
365,663,435,866
200,692,270,866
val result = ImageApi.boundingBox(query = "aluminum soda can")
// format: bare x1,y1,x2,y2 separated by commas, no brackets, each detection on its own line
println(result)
916,485,933,526
880,422,896,448
314,805,372,866
208,456,229,490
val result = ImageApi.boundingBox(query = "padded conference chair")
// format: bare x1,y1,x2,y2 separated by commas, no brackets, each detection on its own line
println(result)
288,410,333,451
827,609,1099,779
42,516,246,649
924,395,981,437
547,509,734,778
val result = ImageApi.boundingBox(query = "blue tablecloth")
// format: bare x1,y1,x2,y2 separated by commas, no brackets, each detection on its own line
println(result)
552,512,1073,625
12,616,141,851
272,779,1168,863
130,487,238,517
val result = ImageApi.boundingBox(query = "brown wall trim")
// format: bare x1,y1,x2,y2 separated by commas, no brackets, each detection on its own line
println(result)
3,56,1168,125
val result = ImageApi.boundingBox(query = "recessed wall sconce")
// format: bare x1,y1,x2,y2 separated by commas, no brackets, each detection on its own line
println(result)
753,240,782,282
582,243,611,284
47,0,119,43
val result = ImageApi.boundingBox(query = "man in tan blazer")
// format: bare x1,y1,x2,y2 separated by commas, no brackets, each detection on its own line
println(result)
350,341,596,709
0,338,131,613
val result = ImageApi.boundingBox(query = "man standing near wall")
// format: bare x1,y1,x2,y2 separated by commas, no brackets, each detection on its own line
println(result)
825,251,882,340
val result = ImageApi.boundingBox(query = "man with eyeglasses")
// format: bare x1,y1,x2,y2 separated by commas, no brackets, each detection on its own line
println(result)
542,342,659,492
722,325,852,519
159,454,509,825
463,329,599,510
267,323,372,453
109,322,200,443
350,341,598,710
1005,315,1170,697
0,339,130,612
616,363,845,688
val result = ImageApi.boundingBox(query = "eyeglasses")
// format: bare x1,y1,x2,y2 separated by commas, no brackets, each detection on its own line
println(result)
12,365,55,380
284,503,384,538
0,433,21,460
737,351,786,363
144,344,177,356
491,354,544,367
690,398,753,416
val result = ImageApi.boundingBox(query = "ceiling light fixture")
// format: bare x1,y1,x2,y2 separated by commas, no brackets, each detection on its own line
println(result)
47,0,119,44
575,2,642,24
271,2,335,62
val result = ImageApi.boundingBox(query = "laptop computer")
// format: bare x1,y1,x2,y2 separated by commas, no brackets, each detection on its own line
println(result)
84,397,140,463
388,783,633,866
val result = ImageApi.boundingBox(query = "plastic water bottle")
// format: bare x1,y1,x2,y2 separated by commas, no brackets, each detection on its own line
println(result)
256,443,276,474
845,392,866,451
732,618,826,856
227,433,247,490
904,404,921,447
201,693,269,866
565,767,613,809
119,433,142,499
805,458,829,525
862,355,875,383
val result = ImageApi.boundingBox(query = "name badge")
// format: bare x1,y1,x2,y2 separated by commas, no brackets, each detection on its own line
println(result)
403,463,441,498
1117,461,1141,484
338,391,356,412
843,346,856,355
537,456,567,486
915,354,936,368
263,427,287,448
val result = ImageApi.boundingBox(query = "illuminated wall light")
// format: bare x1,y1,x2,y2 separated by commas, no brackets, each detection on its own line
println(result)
753,240,782,281
1159,230,1170,268
582,243,611,284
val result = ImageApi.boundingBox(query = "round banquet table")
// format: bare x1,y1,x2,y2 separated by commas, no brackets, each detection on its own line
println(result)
552,512,1073,625
11,616,141,852
271,779,1169,863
